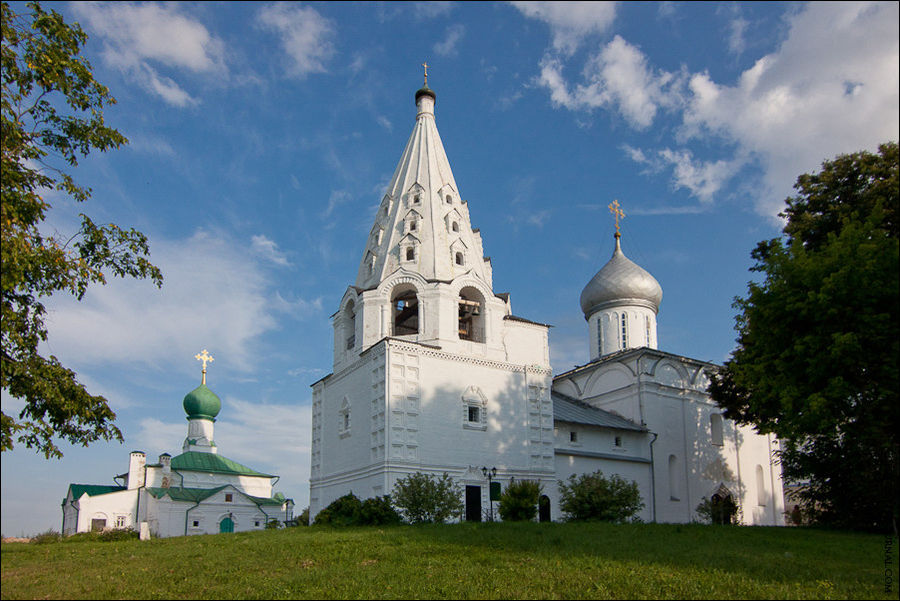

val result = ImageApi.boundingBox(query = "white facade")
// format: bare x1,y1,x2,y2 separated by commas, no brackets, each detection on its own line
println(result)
310,81,785,526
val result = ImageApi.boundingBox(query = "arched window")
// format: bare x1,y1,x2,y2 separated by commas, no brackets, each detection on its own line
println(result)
597,319,603,353
452,221,459,232
413,194,421,205
620,313,628,349
409,220,417,232
668,454,679,501
756,465,767,506
462,386,487,430
455,251,464,266
406,247,415,261
344,301,356,350
458,287,485,343
446,194,453,204
391,286,420,336
710,414,724,446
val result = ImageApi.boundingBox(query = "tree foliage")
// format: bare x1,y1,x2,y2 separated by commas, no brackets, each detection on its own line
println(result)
709,142,899,533
497,479,542,522
1,2,162,458
558,470,644,523
391,472,463,524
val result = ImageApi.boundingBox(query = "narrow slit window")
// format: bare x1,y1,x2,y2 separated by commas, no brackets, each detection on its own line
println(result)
621,313,628,349
455,252,464,266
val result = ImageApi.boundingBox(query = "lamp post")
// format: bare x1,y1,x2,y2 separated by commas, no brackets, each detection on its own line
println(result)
481,466,497,522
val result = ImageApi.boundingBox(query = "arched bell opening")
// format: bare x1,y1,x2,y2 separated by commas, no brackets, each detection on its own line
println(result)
458,286,485,343
391,285,420,336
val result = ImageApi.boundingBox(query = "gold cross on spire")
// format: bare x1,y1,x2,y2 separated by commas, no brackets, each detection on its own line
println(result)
195,349,214,385
422,61,429,85
609,199,625,238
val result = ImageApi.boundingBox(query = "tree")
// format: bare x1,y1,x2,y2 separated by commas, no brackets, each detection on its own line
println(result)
312,493,401,527
497,479,542,522
709,143,899,533
1,2,162,458
558,470,644,523
391,472,463,524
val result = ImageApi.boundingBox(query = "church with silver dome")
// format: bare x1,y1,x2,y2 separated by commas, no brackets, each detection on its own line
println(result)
309,76,784,525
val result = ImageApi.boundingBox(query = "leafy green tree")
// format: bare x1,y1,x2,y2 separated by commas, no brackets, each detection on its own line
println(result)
558,470,644,523
1,2,161,458
497,479,542,522
709,143,898,533
313,493,362,526
391,472,463,524
359,495,402,526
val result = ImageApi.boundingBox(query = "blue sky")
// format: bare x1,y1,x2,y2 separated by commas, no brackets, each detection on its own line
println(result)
2,1,897,536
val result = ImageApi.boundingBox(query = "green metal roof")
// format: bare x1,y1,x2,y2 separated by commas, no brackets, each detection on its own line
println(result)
147,486,225,502
170,451,273,477
68,484,126,499
148,485,285,507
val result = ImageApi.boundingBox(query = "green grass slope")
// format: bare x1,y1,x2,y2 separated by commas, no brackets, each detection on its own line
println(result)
2,522,895,599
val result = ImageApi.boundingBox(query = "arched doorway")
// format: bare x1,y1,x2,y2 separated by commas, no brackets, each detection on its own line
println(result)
710,491,737,525
219,516,234,533
539,495,551,522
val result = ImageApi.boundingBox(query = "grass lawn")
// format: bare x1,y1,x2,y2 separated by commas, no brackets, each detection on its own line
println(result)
1,522,895,599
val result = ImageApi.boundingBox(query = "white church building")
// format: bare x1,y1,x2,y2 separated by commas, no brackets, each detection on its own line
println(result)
62,352,294,537
309,78,784,526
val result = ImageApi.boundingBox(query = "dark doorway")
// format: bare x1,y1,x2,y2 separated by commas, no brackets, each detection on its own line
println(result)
539,495,551,522
465,485,482,522
710,493,737,525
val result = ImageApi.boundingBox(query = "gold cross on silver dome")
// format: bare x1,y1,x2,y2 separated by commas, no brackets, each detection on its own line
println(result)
609,199,625,238
422,61,429,85
195,349,214,385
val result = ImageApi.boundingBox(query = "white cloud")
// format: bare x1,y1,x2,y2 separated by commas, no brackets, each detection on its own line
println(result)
681,1,899,215
322,189,352,219
728,16,749,56
251,234,291,267
44,229,278,372
625,146,738,202
376,115,393,132
257,3,336,78
537,36,683,129
434,24,466,57
510,1,618,54
72,2,225,106
413,2,454,20
536,2,899,217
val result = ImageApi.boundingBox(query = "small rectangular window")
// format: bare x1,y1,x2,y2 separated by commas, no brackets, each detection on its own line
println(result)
225,493,233,502
468,406,480,423
192,520,200,528
570,431,578,443
614,436,622,447
115,515,126,528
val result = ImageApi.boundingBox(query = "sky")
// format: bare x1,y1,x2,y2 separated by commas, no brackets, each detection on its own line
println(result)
2,1,897,537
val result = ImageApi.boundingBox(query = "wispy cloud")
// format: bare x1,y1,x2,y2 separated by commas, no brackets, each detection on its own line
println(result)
251,235,291,267
434,24,466,57
45,229,280,373
257,3,336,78
624,146,738,202
510,1,618,55
72,2,226,107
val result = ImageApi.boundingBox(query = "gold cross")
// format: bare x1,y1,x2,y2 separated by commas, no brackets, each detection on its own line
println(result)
609,199,625,237
422,61,429,85
195,349,214,384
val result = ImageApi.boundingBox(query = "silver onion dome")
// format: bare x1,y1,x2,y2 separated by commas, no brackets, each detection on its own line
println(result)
580,235,663,318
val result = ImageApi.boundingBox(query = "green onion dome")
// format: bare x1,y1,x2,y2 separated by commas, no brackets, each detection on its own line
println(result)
182,384,221,421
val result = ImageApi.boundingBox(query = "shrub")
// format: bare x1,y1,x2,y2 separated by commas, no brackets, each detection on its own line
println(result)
31,529,61,544
359,495,402,526
392,472,463,524
266,519,281,529
313,493,363,526
695,495,740,525
312,494,402,526
498,480,542,522
558,470,644,522
287,507,310,526
98,527,138,542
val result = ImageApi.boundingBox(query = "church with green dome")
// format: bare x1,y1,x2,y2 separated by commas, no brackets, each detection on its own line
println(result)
61,350,294,538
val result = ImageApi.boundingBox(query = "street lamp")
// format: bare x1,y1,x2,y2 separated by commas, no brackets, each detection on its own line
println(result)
481,466,497,522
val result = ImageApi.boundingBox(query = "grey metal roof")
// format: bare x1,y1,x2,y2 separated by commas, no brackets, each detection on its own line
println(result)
552,391,646,432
